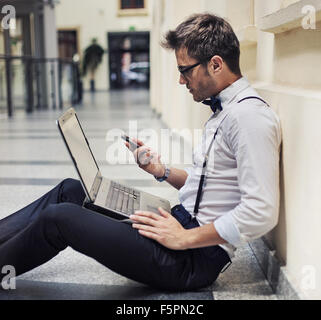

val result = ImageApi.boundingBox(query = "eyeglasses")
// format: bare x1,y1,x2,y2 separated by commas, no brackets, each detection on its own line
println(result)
177,56,213,79
177,62,201,78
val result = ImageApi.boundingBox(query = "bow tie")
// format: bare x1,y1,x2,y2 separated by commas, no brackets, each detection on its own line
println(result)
202,96,222,114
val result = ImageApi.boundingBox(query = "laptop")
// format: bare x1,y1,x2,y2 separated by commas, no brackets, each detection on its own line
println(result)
56,107,171,223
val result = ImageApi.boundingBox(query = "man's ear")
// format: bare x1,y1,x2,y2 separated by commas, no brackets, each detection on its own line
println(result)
210,55,223,72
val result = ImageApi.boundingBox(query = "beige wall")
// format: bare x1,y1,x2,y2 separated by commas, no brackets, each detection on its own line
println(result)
150,0,321,299
55,0,152,90
255,0,321,299
274,24,321,89
257,21,321,300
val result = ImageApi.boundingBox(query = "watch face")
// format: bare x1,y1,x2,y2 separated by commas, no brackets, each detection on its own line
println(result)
155,167,170,182
155,175,165,182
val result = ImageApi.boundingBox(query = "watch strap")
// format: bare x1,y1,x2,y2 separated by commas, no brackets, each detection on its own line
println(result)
154,166,170,182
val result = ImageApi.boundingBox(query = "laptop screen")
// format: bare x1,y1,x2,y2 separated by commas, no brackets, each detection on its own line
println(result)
59,111,99,197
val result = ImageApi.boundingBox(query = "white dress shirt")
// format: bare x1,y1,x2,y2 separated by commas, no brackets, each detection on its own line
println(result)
178,77,282,259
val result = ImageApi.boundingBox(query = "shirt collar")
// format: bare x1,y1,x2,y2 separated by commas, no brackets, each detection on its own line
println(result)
216,76,251,109
204,77,251,125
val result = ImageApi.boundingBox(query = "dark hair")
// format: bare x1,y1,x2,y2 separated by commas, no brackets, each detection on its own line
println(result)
161,13,241,75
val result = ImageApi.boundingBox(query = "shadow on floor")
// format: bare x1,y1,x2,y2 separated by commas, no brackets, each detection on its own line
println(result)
0,280,213,300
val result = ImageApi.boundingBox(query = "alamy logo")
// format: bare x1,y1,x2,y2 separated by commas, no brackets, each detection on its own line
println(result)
1,5,16,30
1,265,16,290
300,265,316,292
301,5,316,30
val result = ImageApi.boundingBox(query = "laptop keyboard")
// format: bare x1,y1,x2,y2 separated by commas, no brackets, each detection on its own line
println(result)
105,181,140,216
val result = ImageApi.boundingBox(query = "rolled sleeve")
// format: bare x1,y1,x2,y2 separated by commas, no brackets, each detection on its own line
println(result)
184,167,192,175
214,212,245,247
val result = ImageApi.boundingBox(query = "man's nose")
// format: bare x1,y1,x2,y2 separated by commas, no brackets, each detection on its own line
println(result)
179,73,187,85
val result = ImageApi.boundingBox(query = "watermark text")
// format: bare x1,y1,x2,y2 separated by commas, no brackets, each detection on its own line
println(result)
302,5,316,30
1,265,16,290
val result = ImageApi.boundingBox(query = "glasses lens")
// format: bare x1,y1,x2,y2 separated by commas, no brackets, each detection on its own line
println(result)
178,62,200,76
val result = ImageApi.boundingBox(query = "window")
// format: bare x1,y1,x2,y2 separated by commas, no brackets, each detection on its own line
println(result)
121,0,144,9
118,0,147,16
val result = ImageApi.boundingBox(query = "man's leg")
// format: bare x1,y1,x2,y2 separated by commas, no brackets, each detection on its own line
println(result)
0,202,211,291
0,178,85,245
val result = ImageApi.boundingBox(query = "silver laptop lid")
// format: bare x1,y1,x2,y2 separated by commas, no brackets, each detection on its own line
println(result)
57,108,102,202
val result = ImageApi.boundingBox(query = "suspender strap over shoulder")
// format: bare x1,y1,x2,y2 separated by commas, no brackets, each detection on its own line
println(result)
193,96,269,215
237,96,269,106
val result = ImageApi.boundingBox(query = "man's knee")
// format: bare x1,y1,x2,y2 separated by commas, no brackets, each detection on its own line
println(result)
59,178,85,204
61,178,81,190
40,202,58,219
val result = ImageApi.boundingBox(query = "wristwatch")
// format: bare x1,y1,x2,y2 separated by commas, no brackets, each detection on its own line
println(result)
154,166,170,182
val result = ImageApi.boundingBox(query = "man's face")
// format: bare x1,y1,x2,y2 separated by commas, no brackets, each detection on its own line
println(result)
175,47,217,102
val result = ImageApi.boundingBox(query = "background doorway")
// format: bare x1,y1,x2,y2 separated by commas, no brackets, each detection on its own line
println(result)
108,31,150,89
58,30,79,59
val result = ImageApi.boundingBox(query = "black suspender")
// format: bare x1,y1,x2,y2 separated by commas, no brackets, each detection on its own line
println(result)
237,96,270,106
193,96,269,214
193,126,221,214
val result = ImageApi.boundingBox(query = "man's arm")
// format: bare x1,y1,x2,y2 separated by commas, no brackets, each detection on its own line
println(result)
154,166,188,190
183,222,227,249
125,138,188,190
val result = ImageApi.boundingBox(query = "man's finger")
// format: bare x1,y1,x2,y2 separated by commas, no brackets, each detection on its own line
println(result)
132,137,144,146
133,210,161,220
132,223,158,234
137,229,161,242
130,215,159,226
136,139,144,146
158,207,170,218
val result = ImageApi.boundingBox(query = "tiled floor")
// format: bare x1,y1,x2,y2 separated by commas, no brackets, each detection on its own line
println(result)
0,90,277,300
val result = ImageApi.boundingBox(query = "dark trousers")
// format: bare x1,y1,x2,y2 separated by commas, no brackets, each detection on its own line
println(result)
0,178,230,291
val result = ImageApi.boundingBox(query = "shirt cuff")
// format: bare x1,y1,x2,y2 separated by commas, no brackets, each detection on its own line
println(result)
184,167,192,175
214,212,245,248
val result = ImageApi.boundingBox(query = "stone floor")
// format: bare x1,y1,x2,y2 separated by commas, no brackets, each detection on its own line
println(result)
0,90,277,300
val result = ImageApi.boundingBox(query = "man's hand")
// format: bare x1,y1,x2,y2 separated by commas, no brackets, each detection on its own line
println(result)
124,137,188,190
130,208,188,250
124,138,165,178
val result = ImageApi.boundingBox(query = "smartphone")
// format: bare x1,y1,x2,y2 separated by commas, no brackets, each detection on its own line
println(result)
121,134,140,149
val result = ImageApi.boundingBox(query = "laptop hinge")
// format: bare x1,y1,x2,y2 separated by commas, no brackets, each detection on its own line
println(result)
89,172,103,202
82,195,91,207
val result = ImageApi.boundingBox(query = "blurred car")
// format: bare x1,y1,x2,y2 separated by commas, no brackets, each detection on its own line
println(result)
122,62,149,85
